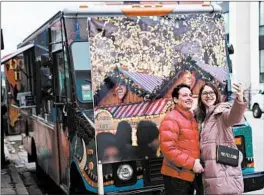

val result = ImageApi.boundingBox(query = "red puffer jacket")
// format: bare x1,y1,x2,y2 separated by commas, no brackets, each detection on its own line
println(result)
159,104,200,182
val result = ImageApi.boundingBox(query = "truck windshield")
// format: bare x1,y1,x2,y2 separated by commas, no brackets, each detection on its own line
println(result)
71,41,92,102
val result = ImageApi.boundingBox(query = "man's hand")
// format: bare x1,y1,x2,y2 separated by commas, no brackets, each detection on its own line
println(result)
193,159,204,173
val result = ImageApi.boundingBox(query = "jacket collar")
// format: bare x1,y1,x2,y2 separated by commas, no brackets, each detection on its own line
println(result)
174,104,194,120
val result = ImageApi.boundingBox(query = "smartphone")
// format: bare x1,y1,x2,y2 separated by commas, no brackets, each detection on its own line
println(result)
230,75,238,93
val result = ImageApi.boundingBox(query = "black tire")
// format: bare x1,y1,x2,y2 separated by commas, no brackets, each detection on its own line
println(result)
35,160,46,179
27,153,35,163
253,104,262,118
69,165,86,195
28,139,36,163
35,153,46,180
31,141,46,181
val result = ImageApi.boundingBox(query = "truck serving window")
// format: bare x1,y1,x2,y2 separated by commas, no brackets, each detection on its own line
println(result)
71,41,92,102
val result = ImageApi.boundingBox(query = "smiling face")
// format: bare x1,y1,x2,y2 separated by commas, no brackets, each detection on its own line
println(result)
175,87,193,110
201,85,217,107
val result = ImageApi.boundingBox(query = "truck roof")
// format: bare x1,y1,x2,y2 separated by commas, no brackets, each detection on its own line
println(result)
17,3,221,49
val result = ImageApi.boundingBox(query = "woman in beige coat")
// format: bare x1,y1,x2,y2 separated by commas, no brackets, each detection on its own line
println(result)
196,82,246,195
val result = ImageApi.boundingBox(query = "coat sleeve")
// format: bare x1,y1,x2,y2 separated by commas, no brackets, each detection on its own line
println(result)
159,115,195,171
221,98,247,128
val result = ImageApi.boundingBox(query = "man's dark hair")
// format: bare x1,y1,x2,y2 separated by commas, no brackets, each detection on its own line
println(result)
172,83,191,99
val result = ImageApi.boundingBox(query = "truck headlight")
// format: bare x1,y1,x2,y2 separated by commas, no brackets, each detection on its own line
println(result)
117,164,133,181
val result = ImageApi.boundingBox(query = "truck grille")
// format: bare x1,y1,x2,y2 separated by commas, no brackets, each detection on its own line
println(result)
143,157,163,186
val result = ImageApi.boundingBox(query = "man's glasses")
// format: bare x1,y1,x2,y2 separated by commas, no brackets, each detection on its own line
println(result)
202,91,215,97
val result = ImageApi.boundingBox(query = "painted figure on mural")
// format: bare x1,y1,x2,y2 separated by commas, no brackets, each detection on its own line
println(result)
96,132,121,163
136,120,160,159
115,121,137,160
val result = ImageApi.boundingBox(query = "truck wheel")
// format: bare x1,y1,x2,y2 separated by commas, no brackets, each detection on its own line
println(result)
32,141,46,181
27,153,34,163
35,152,47,180
69,164,86,195
253,104,262,118
36,160,46,179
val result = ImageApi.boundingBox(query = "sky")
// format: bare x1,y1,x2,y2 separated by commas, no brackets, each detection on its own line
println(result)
1,1,224,58
1,2,105,57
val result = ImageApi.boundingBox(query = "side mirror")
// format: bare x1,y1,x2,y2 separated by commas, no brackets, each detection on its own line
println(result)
228,44,234,55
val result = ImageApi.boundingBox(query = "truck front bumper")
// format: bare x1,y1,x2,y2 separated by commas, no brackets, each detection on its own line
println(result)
105,185,164,195
243,171,264,192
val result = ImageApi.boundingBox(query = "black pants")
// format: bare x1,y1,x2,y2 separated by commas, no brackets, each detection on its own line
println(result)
163,175,194,195
193,174,204,195
163,174,204,195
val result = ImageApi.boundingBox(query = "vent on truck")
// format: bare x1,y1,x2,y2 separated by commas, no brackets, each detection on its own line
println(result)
143,157,163,186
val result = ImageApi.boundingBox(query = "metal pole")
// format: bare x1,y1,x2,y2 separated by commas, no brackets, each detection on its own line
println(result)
97,160,104,195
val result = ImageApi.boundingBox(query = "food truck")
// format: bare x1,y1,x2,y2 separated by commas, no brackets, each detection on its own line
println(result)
1,3,264,194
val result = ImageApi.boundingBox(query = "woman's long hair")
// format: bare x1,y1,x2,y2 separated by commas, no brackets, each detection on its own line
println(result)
196,83,222,123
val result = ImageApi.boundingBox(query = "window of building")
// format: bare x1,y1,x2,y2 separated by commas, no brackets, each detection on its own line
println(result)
260,50,264,83
260,2,264,83
260,2,264,36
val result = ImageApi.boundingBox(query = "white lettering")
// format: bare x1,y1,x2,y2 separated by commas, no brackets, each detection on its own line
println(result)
220,152,237,159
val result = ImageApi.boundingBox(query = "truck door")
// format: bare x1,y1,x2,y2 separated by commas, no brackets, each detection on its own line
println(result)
53,49,71,188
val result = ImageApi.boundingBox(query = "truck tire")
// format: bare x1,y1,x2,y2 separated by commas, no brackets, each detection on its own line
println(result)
69,164,86,195
31,140,46,181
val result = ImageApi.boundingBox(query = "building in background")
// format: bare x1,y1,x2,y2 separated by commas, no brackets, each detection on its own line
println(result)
259,2,264,85
218,2,264,108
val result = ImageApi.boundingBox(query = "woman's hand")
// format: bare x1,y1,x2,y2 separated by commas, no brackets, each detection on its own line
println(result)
232,83,244,102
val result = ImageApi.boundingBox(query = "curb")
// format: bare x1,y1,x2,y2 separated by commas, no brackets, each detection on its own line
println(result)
9,164,29,195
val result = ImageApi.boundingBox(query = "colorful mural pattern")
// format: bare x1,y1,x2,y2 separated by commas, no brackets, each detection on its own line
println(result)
89,13,228,164
89,14,227,94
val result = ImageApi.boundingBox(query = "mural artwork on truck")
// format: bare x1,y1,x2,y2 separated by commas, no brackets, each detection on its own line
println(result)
4,54,27,133
88,13,228,164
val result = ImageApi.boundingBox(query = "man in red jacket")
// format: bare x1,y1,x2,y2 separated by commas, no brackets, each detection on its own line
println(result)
159,83,204,195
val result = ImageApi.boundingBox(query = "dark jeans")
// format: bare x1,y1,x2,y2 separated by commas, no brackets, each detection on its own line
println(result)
163,175,194,195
